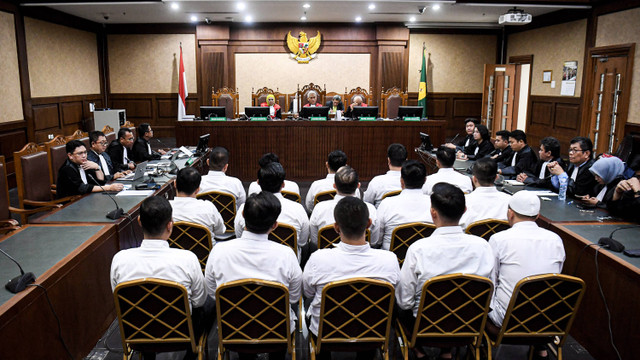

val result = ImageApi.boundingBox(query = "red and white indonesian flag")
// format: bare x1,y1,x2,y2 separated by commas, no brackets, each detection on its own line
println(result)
177,44,188,120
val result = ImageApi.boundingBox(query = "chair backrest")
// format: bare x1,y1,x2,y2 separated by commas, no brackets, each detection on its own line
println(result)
123,121,136,139
216,279,293,356
390,222,436,266
325,91,346,106
102,125,117,144
380,87,408,119
381,189,402,200
495,274,585,346
298,83,326,107
43,135,68,185
212,87,239,119
169,221,213,273
196,191,236,233
268,223,298,255
317,224,370,250
14,143,51,207
465,219,510,241
113,278,198,356
252,87,286,108
314,190,336,206
66,129,88,140
281,190,301,203
316,278,395,354
411,274,493,348
345,86,374,106
0,156,10,221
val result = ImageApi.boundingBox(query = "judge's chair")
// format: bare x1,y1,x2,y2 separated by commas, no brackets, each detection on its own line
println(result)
344,86,374,106
196,190,236,241
297,83,326,107
465,219,510,241
168,221,212,273
380,87,408,119
390,222,436,266
211,87,239,119
251,87,286,108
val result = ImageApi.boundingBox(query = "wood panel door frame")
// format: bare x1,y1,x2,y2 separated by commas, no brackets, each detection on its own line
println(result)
581,43,635,154
481,64,518,134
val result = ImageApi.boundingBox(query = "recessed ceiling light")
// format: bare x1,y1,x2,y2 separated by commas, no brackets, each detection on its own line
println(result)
245,15,253,22
170,3,179,10
409,16,416,22
303,4,311,9
433,4,441,11
301,16,307,21
190,15,198,22
355,16,362,22
237,2,246,11
368,4,375,10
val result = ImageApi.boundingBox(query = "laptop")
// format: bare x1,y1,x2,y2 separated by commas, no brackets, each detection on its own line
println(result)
119,161,148,181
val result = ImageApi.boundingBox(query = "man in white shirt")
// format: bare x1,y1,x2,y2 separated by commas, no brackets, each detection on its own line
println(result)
363,143,407,207
376,160,433,250
304,196,400,360
459,157,511,229
110,196,212,360
422,146,473,195
198,146,246,209
487,191,565,360
305,150,360,212
169,167,226,239
205,192,302,360
235,162,310,259
309,166,379,250
396,183,494,359
247,152,300,197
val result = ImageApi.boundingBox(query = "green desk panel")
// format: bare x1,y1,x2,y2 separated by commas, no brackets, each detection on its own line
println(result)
40,193,148,223
563,224,640,268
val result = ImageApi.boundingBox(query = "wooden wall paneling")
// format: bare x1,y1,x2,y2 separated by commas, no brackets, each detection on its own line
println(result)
380,51,404,92
200,49,226,104
527,95,582,152
61,101,84,127
408,92,482,141
32,104,61,143
625,122,640,135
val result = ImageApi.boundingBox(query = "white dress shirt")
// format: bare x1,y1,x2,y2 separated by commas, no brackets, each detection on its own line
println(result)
198,170,246,209
422,168,473,195
539,161,550,179
458,187,511,230
303,242,400,335
488,221,565,326
396,226,494,316
363,170,402,207
169,196,226,238
234,192,310,257
110,240,206,309
247,179,300,197
304,174,361,212
309,194,379,248
204,231,302,328
375,188,433,250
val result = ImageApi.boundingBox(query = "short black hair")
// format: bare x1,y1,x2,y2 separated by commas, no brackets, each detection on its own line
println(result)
176,167,201,195
387,143,407,167
89,131,105,145
495,130,511,141
430,183,466,223
540,136,561,158
244,192,281,234
401,160,426,189
117,128,132,140
258,153,280,168
570,136,593,158
475,124,491,142
209,146,229,171
66,140,85,154
258,162,286,193
465,118,480,125
436,146,456,168
509,130,527,143
472,157,498,186
334,196,369,239
335,166,359,195
327,150,348,172
137,123,151,138
140,196,172,238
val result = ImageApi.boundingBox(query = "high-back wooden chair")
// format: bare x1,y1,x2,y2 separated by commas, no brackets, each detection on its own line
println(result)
42,135,68,185
251,87,286,108
102,125,117,144
113,279,208,359
216,279,295,360
298,83,326,107
196,190,236,240
325,91,346,106
123,120,136,139
281,190,301,203
395,274,494,360
268,223,298,256
390,222,436,266
310,278,395,359
380,87,408,119
66,129,90,149
212,87,239,119
0,155,19,234
317,224,371,250
484,274,586,360
313,190,336,206
345,86,374,106
168,221,213,273
465,219,510,241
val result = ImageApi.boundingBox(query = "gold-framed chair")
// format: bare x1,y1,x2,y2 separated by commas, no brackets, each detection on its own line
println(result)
310,278,395,360
297,83,326,107
251,86,286,108
113,278,209,360
344,86,374,106
102,125,117,143
389,222,436,266
212,87,239,119
313,190,336,206
395,274,494,360
465,219,510,241
317,224,371,249
381,189,402,201
268,222,298,256
484,274,586,360
216,279,295,360
42,135,68,186
281,190,301,203
380,87,408,119
196,190,236,240
168,221,213,273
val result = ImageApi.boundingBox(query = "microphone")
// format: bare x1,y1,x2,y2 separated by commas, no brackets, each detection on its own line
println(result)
87,174,124,220
449,133,460,145
154,138,170,150
0,248,35,293
597,225,640,253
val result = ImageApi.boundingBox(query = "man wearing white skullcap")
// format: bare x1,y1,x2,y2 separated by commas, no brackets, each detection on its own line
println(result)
486,191,565,360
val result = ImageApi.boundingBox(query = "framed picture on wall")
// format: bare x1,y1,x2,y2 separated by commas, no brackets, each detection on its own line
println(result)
542,70,552,83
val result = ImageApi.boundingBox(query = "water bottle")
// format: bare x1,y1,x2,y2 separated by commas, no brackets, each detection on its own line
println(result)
558,175,568,202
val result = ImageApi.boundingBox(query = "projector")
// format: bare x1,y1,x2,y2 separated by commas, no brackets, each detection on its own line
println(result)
499,8,532,25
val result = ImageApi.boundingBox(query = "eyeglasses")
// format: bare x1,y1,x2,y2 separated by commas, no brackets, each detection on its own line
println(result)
73,151,87,156
568,148,584,154
98,141,108,145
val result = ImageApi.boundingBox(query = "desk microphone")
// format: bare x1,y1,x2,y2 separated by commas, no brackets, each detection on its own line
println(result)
0,248,35,293
87,174,125,220
449,133,460,145
597,225,640,253
154,138,171,151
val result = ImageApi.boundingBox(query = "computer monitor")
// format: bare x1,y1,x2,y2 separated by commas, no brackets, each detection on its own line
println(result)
419,132,433,152
195,133,210,155
200,106,227,120
397,106,424,120
351,106,378,120
300,106,330,119
244,106,270,119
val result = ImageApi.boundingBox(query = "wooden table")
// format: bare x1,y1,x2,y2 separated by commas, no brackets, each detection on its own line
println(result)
176,120,446,181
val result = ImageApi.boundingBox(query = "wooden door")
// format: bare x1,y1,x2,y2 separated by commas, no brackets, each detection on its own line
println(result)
481,64,517,134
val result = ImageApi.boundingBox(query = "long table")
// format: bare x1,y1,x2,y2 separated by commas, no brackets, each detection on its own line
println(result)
176,120,446,181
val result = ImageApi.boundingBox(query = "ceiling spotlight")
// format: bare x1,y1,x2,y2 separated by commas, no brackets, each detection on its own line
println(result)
204,17,212,24
433,4,441,11
409,16,416,22
301,16,307,21
355,16,362,22
303,3,311,9
190,15,198,22
170,3,179,10
245,15,253,22
368,4,376,10
237,2,246,11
